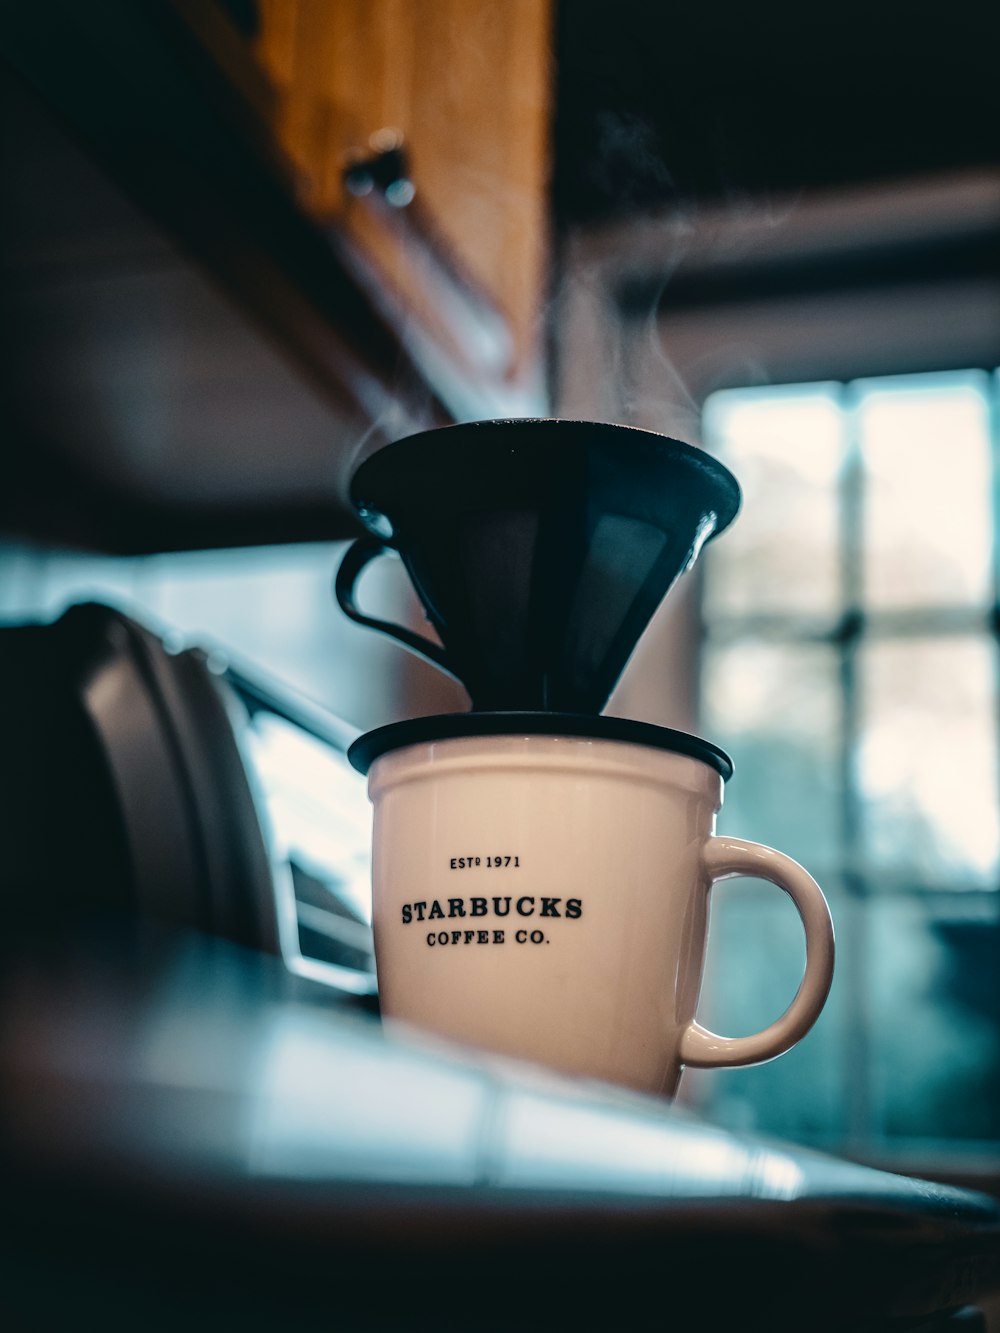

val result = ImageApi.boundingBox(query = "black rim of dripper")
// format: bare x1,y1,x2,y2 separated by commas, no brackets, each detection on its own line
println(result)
350,418,741,530
348,711,734,781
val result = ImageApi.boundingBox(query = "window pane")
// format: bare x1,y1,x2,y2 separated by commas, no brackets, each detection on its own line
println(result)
870,897,1000,1142
858,636,999,888
703,640,841,873
702,385,843,620
858,372,992,611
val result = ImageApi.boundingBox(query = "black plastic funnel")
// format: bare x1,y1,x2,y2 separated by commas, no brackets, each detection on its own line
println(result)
336,419,740,713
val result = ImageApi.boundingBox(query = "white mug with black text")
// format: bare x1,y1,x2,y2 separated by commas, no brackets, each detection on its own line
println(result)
349,714,835,1097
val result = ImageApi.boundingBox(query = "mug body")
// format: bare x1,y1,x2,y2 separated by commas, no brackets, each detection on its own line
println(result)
359,719,729,1095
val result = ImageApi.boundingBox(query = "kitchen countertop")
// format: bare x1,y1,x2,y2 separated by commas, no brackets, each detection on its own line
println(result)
2,922,998,1331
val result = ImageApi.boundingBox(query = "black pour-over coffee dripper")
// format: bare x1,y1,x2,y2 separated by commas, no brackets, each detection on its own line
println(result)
336,419,740,713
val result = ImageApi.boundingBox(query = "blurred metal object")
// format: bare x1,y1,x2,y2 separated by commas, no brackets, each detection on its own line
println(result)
0,602,377,994
0,602,278,952
223,657,377,995
343,128,415,208
341,129,515,382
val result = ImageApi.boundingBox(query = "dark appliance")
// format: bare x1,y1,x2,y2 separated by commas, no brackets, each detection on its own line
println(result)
0,600,375,991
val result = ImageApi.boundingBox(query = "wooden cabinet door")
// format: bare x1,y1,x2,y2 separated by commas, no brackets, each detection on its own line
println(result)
256,0,553,397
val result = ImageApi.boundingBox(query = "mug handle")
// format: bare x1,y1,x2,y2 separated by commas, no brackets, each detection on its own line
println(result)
680,836,835,1069
335,536,455,675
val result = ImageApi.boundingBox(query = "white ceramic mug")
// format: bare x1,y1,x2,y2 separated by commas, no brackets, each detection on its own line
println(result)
349,714,835,1097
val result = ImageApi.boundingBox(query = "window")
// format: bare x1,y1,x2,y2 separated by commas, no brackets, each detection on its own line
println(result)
690,370,1000,1159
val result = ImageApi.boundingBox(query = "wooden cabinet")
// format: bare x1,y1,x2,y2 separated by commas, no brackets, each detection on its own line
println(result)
0,0,553,555
254,0,553,402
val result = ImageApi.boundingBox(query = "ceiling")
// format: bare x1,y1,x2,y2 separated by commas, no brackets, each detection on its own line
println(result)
553,0,1000,227
551,0,1000,416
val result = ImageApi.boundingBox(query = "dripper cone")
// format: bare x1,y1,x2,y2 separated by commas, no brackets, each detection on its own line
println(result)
337,419,740,713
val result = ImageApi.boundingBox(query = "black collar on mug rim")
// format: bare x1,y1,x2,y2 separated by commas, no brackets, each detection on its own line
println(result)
347,712,734,781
